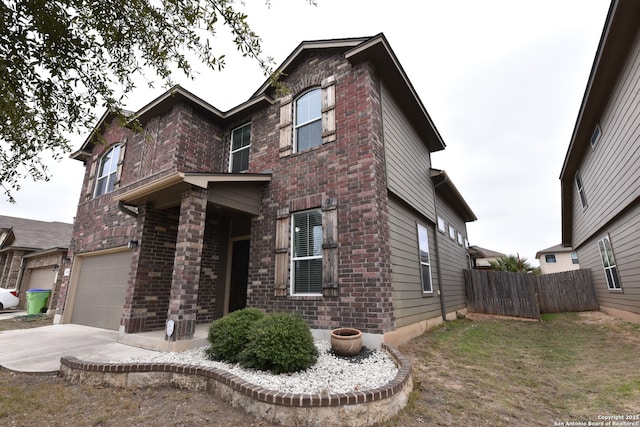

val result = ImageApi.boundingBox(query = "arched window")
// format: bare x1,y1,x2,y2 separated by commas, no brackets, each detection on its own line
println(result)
294,88,322,152
95,144,121,196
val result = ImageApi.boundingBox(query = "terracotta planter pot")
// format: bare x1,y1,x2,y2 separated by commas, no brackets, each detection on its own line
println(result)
330,327,362,356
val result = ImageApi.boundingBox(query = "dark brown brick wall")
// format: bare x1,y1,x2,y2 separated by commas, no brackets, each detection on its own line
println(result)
245,52,395,335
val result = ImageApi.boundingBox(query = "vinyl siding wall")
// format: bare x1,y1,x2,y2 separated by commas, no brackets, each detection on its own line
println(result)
575,202,640,315
572,30,640,248
381,83,435,222
388,196,442,328
570,28,640,317
435,197,470,314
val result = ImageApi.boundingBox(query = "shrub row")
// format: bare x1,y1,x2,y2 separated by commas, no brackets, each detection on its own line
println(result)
206,308,318,374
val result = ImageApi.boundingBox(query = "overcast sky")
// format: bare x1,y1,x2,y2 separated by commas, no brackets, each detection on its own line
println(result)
0,0,611,265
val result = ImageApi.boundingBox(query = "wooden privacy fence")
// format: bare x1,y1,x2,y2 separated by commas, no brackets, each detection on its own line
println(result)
464,269,598,319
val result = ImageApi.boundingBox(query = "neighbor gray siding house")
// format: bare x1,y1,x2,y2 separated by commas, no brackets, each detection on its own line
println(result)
560,0,640,323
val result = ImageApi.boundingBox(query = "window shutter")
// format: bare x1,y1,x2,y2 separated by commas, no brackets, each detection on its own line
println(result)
321,75,336,144
85,156,97,199
274,207,290,297
322,198,338,297
115,140,127,187
278,95,293,158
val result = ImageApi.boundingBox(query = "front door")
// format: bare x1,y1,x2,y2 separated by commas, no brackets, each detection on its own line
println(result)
228,239,250,313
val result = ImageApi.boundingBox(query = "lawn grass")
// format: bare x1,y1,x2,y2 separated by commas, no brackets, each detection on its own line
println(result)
390,312,640,426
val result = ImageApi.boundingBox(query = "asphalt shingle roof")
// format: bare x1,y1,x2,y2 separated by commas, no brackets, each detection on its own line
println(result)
0,215,73,251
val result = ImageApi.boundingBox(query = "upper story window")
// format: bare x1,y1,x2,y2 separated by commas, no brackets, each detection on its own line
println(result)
457,232,464,246
590,123,601,147
291,209,323,295
575,170,587,209
598,235,621,290
95,144,122,197
294,88,322,152
230,123,251,173
571,251,579,264
545,254,557,264
437,216,446,233
417,223,433,293
448,225,456,241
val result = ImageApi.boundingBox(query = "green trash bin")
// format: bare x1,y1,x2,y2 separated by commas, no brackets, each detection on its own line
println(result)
26,289,52,315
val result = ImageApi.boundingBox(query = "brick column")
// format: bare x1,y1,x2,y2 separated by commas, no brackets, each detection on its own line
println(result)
167,187,207,341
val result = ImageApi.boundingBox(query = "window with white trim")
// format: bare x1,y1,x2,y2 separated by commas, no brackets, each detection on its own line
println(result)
437,216,446,233
95,144,122,197
571,252,579,265
545,254,557,264
575,170,587,209
230,123,251,173
291,209,323,294
448,225,456,241
417,223,433,293
457,232,464,246
598,235,622,290
294,88,322,152
590,124,601,147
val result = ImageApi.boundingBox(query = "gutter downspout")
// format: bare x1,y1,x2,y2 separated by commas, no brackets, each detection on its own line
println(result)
432,175,447,322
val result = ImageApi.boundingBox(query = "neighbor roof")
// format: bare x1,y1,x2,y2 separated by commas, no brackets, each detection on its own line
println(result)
0,215,73,252
535,244,574,259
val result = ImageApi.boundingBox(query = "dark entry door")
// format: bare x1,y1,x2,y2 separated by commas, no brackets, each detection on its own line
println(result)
228,239,250,313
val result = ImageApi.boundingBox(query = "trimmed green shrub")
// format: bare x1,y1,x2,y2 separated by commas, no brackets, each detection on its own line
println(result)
206,307,265,363
239,312,319,374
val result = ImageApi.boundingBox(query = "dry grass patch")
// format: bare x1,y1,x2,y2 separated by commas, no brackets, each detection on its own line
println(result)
391,312,640,427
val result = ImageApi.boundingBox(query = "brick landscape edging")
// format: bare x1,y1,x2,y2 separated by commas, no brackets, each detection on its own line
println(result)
59,343,412,426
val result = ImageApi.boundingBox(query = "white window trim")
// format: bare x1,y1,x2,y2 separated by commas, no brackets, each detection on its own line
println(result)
229,122,251,173
290,209,323,296
417,223,433,294
575,170,588,209
590,123,601,148
94,144,122,197
448,225,456,241
294,88,322,153
437,216,446,233
598,235,622,290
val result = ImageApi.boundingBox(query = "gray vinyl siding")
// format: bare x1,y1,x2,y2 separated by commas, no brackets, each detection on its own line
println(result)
435,197,470,313
381,83,436,221
572,30,640,248
575,202,640,315
388,196,441,328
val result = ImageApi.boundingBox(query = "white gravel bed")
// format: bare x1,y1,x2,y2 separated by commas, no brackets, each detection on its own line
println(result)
114,340,398,394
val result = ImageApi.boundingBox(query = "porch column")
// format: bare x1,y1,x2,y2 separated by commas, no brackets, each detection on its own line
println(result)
167,187,207,341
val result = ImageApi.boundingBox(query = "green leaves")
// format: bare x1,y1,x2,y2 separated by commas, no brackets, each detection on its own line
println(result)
0,0,275,202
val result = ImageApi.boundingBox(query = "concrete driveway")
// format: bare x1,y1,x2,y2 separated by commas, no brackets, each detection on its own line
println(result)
0,323,160,374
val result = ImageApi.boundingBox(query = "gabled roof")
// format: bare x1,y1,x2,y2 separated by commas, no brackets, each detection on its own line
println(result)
72,86,274,161
0,215,73,252
430,169,477,222
535,244,574,259
468,245,505,259
560,0,640,246
73,34,446,162
254,34,446,152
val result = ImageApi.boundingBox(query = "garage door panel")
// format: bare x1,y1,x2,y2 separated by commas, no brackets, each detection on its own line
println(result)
26,268,55,291
71,250,131,331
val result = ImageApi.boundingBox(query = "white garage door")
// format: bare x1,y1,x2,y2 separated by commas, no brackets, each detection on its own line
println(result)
26,267,55,291
71,250,132,330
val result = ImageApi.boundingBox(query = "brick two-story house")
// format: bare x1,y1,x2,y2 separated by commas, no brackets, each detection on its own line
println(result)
54,34,476,349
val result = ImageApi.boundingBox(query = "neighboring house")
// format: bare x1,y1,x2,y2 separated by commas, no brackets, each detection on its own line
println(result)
0,215,73,311
55,34,476,349
468,245,505,270
560,0,640,323
535,244,580,274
